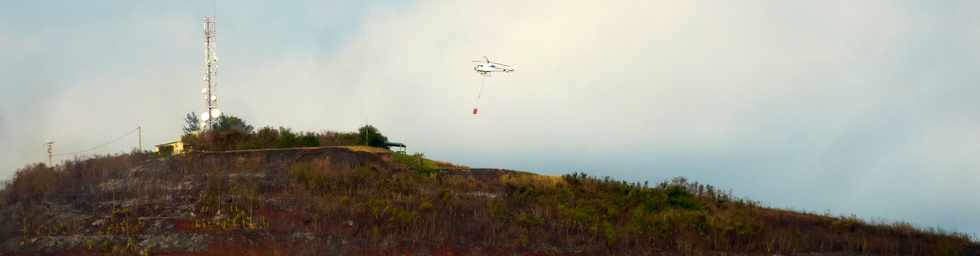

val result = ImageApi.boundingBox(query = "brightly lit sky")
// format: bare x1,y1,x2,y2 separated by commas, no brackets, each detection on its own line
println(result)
1,1,978,238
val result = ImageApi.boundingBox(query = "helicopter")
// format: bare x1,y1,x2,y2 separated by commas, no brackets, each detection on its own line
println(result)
470,56,515,115
472,56,515,76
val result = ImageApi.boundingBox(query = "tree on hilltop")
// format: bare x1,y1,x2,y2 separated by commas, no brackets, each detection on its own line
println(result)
183,112,200,134
358,125,390,149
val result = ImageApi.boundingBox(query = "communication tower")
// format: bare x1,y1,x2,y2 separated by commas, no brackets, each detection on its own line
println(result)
201,16,221,129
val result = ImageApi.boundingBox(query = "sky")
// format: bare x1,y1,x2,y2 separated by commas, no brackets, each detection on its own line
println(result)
1,0,978,238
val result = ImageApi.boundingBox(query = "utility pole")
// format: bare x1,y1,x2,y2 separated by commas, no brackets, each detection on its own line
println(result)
46,141,54,166
137,126,142,152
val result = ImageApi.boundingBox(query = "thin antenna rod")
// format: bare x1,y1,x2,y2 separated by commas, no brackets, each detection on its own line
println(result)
137,126,142,151
46,142,54,166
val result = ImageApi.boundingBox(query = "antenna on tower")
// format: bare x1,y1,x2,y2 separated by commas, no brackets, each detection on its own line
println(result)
201,15,221,129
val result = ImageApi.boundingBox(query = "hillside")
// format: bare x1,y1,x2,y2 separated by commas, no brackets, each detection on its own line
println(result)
1,147,977,255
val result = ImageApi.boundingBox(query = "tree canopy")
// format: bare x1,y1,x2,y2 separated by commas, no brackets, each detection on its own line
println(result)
180,114,391,151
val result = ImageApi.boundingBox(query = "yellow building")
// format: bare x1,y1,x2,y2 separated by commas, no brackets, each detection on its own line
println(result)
154,140,186,156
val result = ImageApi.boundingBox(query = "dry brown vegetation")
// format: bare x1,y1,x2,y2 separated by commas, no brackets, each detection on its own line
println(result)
0,148,977,255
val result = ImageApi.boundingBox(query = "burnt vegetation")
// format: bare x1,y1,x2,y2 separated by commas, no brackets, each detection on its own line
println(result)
0,122,977,254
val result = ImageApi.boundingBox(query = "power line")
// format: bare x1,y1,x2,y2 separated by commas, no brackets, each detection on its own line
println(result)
51,127,140,157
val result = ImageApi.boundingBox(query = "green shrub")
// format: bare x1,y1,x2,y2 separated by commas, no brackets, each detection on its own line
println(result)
392,152,440,176
358,125,389,149
180,115,391,151
666,185,704,210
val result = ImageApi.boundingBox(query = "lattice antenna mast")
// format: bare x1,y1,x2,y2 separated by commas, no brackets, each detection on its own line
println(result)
201,16,220,129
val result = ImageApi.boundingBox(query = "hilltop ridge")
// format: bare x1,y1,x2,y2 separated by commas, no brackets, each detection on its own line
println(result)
1,146,977,255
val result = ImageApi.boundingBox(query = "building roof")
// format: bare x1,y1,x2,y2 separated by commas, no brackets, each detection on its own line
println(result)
155,141,181,147
385,142,407,148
